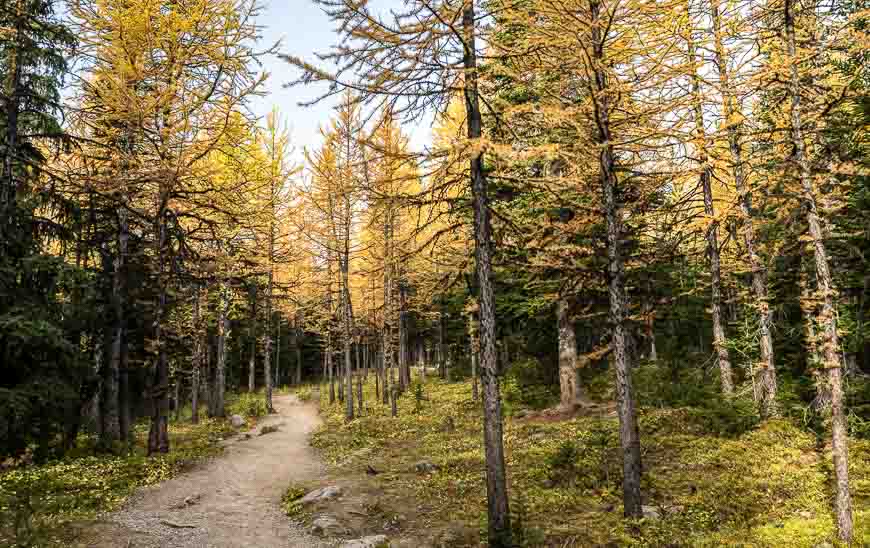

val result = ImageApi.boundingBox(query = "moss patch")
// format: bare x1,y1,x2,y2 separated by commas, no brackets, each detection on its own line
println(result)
308,377,870,547
0,416,234,547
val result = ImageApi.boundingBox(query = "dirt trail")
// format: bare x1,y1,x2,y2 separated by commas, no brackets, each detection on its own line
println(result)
88,394,330,548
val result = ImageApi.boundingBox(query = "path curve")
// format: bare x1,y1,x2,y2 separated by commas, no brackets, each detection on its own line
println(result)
89,394,330,548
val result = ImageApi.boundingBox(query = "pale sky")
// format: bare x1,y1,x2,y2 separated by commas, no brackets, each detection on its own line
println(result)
252,0,433,161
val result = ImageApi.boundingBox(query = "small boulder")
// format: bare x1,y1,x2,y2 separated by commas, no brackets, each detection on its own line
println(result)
300,485,343,505
340,535,389,548
414,460,439,474
641,505,661,520
259,424,279,436
311,515,343,536
230,414,245,428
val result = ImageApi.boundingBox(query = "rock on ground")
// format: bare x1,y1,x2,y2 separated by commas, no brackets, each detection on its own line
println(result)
414,460,439,474
311,515,344,536
300,485,343,504
230,414,245,428
340,534,388,548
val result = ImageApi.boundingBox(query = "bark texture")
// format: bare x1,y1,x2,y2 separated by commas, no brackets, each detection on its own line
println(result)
463,6,511,545
710,0,776,415
784,0,852,538
589,0,643,517
687,27,733,395
557,296,583,409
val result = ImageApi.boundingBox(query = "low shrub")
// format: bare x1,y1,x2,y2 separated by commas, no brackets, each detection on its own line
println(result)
227,392,267,418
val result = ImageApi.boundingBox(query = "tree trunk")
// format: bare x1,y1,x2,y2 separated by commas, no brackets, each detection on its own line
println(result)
248,284,257,393
213,283,229,418
469,308,480,402
328,337,336,404
462,6,511,545
174,380,181,422
191,287,201,424
557,296,583,409
589,0,642,518
147,208,170,455
264,271,274,413
710,0,776,415
275,318,281,388
1,0,23,212
342,261,355,421
357,369,363,416
784,0,851,538
295,320,303,385
687,24,733,395
438,303,447,380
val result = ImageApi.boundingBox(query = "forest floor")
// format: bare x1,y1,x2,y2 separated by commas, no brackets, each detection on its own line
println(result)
303,375,870,547
81,393,331,548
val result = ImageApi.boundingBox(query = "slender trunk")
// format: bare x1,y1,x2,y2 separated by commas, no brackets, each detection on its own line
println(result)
118,335,130,442
687,24,733,395
647,310,658,362
438,303,447,380
784,0,851,538
174,380,181,422
1,0,23,212
101,254,121,448
363,340,369,380
275,318,281,387
710,0,776,415
342,260,355,421
398,284,409,392
264,271,274,413
248,284,257,393
357,369,363,416
191,286,202,424
383,216,395,405
328,337,336,404
557,295,583,409
469,308,480,402
375,344,381,401
213,282,229,418
801,251,829,411
463,6,511,544
147,207,170,455
589,0,642,517
295,320,303,385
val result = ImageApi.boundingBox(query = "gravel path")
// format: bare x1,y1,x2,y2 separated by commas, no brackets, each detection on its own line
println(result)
88,394,330,548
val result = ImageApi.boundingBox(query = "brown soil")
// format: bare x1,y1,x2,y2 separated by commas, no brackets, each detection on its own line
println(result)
83,394,330,548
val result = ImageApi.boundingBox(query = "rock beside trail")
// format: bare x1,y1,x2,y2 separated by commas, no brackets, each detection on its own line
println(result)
642,505,661,519
340,534,388,548
311,515,343,536
230,414,245,428
414,460,439,474
300,485,343,504
259,424,279,436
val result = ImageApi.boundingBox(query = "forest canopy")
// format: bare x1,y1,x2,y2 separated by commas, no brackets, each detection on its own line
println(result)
0,0,868,545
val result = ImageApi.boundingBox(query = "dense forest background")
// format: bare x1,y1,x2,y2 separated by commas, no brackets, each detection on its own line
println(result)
0,0,868,545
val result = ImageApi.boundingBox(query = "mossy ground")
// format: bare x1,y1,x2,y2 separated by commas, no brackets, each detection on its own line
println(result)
309,374,870,547
0,397,264,547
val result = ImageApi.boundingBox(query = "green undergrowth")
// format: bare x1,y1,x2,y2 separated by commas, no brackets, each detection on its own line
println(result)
309,377,870,547
281,482,314,518
0,416,234,547
226,391,269,419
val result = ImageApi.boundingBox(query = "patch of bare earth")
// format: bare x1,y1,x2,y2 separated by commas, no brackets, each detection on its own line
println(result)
292,433,478,548
82,394,330,548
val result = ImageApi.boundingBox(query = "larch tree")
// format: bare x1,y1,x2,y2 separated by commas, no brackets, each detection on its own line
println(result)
284,0,514,537
71,0,265,452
